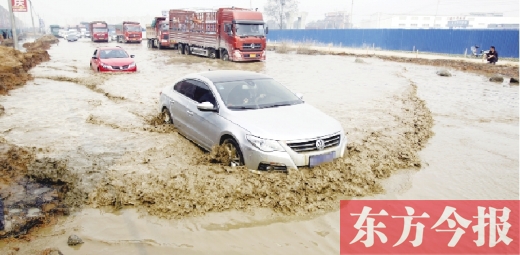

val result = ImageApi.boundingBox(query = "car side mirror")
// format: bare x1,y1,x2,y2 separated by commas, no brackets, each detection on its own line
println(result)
265,27,269,34
197,102,217,112
130,55,135,58
295,93,303,100
92,56,97,59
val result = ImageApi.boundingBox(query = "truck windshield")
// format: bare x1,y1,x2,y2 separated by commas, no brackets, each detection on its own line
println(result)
125,25,141,32
93,28,107,33
51,28,60,32
235,24,265,37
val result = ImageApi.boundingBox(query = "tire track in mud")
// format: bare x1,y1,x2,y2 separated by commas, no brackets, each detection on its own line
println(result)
34,75,126,102
87,79,434,218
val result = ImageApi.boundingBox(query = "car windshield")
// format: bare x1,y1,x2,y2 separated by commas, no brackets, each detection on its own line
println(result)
125,25,141,32
214,78,302,110
93,28,107,33
99,49,129,59
235,23,265,36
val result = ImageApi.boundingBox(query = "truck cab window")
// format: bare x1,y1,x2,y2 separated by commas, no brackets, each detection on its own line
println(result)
224,24,232,35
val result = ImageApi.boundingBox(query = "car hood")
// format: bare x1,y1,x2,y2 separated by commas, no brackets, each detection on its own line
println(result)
225,103,343,141
99,58,134,66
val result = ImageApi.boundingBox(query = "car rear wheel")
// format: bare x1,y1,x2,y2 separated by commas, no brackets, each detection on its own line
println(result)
162,108,172,124
222,138,244,167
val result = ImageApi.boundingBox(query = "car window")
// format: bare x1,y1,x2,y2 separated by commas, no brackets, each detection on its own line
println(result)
174,79,196,99
191,80,217,106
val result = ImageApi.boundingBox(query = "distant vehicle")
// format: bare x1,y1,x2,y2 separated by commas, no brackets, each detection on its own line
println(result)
49,25,61,38
89,21,109,42
146,17,174,49
164,8,267,62
116,21,142,43
90,46,137,72
85,31,91,38
66,31,78,42
158,70,347,170
109,30,117,41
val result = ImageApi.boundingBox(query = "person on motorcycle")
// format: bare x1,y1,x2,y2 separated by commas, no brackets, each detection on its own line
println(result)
486,46,498,65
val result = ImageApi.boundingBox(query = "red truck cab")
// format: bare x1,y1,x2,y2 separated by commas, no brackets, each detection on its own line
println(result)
89,21,108,42
219,8,267,61
121,21,142,43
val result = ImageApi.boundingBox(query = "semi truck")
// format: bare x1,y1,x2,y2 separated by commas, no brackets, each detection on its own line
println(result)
89,21,108,42
49,25,61,38
116,21,142,43
167,7,267,62
146,17,174,49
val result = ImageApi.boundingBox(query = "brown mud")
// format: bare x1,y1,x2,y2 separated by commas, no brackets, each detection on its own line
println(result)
0,138,79,239
88,81,433,218
22,35,59,52
267,45,519,78
0,43,50,95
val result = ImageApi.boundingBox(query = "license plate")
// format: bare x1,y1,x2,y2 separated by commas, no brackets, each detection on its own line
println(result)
309,151,336,167
250,54,256,57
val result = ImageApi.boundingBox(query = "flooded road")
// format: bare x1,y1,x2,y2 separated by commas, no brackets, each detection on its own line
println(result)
0,38,518,254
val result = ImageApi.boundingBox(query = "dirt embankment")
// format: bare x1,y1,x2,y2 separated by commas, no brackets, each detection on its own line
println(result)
0,138,80,239
0,35,56,95
87,80,434,218
267,44,519,78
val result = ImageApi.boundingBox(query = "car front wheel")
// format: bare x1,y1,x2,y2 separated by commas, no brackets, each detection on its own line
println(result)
162,107,172,124
222,138,244,167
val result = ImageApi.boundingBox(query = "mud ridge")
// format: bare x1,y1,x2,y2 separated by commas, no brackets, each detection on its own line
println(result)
89,82,434,218
86,113,177,134
0,138,81,239
34,75,125,101
267,44,518,77
0,45,50,95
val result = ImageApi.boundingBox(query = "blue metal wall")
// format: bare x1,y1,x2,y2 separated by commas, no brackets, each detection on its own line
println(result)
267,29,519,58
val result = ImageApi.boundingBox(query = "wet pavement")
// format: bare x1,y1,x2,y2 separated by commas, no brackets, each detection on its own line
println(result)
0,37,518,254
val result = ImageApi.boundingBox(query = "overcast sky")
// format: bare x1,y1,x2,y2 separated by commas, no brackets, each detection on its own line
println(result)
2,0,518,27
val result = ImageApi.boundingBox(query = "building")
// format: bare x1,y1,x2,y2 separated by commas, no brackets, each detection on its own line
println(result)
306,11,350,29
358,12,519,29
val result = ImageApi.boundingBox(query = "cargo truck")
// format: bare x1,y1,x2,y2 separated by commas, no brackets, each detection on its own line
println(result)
168,7,268,62
146,17,174,49
116,21,142,43
49,25,61,38
89,21,108,42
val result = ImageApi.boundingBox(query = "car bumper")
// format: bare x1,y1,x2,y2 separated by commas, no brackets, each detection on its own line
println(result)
241,133,348,171
231,50,266,62
98,66,137,73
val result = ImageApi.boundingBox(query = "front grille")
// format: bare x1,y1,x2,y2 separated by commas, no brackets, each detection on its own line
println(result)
112,66,120,70
122,65,129,69
286,133,341,153
242,43,262,51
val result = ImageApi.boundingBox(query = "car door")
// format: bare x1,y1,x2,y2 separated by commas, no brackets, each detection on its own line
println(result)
90,49,98,70
190,80,222,149
169,80,189,132
172,79,200,143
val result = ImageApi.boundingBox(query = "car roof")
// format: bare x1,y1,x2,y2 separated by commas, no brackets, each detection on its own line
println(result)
197,70,271,83
96,46,125,50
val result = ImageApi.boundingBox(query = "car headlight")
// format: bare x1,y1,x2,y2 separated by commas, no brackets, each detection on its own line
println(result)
101,63,111,69
128,62,136,68
246,134,285,152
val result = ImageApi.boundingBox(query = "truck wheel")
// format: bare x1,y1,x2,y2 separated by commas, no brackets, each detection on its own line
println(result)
209,49,216,59
221,51,229,61
184,45,190,55
147,40,151,48
158,42,163,50
178,44,184,54
152,39,157,48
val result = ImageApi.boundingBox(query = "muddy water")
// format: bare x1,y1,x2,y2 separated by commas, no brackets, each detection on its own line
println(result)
0,38,518,254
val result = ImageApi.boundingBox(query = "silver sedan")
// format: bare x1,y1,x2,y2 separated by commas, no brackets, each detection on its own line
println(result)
158,70,347,171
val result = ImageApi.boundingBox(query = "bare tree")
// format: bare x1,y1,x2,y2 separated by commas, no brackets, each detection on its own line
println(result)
264,0,299,29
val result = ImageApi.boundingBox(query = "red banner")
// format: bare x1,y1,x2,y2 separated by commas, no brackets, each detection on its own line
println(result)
11,0,28,12
340,200,519,255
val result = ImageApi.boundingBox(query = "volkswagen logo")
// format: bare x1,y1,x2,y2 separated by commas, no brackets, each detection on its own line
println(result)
251,44,255,49
315,139,325,150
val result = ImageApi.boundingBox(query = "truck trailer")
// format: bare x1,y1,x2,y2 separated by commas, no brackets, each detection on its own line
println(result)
89,21,108,42
49,25,61,38
167,7,268,62
146,17,174,49
116,21,142,43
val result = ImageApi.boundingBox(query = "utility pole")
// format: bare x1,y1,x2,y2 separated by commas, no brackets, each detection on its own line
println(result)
433,0,440,28
7,0,19,49
350,0,354,28
29,0,36,36
280,0,285,29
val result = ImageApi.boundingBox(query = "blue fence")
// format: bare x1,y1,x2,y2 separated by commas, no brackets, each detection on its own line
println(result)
267,29,519,58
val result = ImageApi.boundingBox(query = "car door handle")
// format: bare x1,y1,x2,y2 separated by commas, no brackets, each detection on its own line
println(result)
186,110,193,116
